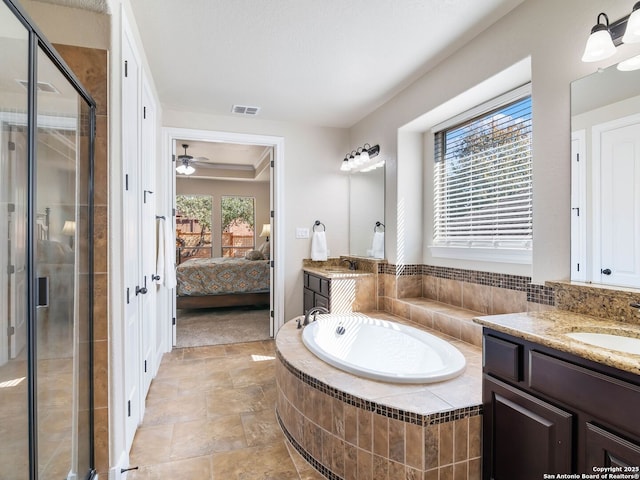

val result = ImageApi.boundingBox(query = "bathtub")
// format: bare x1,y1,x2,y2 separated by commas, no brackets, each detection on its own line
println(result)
301,313,466,383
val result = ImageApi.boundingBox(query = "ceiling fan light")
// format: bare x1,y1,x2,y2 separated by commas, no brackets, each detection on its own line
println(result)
184,164,195,175
176,164,187,174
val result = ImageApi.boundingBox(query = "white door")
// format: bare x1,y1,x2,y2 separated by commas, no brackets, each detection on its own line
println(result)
571,130,586,282
9,125,27,359
122,26,142,452
595,117,640,288
139,74,157,403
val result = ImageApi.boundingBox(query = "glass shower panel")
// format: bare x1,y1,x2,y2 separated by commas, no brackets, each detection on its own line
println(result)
35,46,92,479
0,2,30,478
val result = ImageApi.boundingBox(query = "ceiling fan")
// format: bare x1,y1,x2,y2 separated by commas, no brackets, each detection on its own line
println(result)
175,144,209,175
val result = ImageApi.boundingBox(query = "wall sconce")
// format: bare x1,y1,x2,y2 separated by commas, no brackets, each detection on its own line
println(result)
582,3,640,64
340,143,383,172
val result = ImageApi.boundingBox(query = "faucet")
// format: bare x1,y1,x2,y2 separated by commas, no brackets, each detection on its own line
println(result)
298,306,329,329
342,258,357,270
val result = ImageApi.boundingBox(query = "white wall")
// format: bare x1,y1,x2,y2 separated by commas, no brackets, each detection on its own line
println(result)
349,0,640,283
164,109,350,321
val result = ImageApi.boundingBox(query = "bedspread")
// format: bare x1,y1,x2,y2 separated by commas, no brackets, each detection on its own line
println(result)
176,257,270,297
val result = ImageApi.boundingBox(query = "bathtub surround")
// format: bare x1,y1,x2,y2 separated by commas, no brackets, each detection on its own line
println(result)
276,313,482,480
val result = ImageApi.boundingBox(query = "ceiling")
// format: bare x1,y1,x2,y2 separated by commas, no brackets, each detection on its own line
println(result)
128,0,525,129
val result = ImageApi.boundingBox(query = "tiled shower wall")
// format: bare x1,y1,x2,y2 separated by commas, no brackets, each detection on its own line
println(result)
55,44,109,476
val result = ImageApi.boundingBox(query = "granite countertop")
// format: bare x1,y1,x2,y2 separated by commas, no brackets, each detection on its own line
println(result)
303,265,373,279
473,310,640,376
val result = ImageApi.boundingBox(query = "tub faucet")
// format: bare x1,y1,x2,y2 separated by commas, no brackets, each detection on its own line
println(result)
298,306,329,328
342,259,357,270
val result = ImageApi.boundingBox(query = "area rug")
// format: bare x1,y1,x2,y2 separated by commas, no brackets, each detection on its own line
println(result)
176,306,271,348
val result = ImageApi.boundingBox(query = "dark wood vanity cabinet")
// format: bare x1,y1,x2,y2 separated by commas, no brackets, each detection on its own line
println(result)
303,272,330,313
483,329,640,480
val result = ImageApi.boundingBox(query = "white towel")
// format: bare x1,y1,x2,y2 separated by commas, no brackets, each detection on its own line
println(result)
371,231,384,259
311,231,328,261
156,217,177,289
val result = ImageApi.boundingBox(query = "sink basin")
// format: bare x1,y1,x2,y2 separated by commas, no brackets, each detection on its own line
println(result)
565,332,640,355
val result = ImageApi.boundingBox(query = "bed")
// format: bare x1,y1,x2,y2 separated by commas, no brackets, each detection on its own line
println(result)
176,256,270,309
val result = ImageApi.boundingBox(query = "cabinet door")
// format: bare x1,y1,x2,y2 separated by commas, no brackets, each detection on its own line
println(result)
484,375,573,480
314,293,330,311
303,287,314,313
585,423,640,471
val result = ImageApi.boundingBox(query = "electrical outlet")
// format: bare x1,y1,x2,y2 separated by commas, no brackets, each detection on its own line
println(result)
296,227,310,239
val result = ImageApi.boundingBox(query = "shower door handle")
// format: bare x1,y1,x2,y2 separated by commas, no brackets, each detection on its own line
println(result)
37,277,49,307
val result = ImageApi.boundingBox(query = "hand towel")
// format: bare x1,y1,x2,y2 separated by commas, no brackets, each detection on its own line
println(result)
371,231,384,259
311,231,328,261
156,217,177,289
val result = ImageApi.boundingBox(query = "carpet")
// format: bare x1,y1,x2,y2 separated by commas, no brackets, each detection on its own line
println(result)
176,306,271,348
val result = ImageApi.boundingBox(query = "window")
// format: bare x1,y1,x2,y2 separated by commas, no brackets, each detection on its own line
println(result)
175,194,213,264
221,196,255,257
432,85,532,263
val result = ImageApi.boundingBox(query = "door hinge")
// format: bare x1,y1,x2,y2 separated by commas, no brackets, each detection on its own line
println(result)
270,260,274,268
7,264,14,274
127,400,131,417
126,287,130,304
8,141,15,151
124,60,128,77
270,210,274,218
172,154,175,163
270,310,274,318
7,326,15,336
7,203,15,213
172,317,176,326
172,208,176,217
270,160,274,167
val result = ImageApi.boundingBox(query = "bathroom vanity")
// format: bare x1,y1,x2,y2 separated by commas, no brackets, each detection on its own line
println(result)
476,312,640,479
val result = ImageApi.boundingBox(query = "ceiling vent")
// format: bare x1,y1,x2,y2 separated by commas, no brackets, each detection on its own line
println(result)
16,80,60,94
231,104,261,116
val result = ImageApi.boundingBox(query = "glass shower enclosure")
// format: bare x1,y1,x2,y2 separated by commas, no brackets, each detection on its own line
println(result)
0,0,96,478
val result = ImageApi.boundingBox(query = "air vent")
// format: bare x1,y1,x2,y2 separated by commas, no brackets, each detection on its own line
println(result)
231,104,261,116
16,80,59,94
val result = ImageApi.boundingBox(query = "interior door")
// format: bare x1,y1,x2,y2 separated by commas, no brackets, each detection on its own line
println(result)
122,23,142,451
596,117,640,288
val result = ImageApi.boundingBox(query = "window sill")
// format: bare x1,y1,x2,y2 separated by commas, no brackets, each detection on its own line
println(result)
429,245,532,265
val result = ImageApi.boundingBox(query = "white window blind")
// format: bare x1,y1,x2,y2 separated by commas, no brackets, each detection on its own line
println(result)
433,90,532,256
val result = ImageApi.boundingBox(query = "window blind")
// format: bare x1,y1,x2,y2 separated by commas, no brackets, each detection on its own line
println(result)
433,94,532,249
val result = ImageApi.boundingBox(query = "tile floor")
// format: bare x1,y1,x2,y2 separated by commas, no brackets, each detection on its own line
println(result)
127,340,326,480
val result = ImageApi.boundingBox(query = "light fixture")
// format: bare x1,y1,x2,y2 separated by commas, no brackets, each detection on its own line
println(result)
582,13,616,62
617,53,640,70
582,4,640,64
176,144,196,175
622,1,640,43
340,144,381,172
259,223,270,241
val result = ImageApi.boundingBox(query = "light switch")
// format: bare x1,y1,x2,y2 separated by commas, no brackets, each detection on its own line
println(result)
296,227,310,239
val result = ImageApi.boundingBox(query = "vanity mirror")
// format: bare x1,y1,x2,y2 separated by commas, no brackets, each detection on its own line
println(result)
348,166,385,258
570,60,640,288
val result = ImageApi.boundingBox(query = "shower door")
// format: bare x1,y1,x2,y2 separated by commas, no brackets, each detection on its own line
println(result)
0,0,96,478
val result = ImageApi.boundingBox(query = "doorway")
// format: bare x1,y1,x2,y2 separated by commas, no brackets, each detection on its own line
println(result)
161,128,285,351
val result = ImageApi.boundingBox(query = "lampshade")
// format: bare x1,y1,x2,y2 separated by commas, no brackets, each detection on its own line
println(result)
340,155,351,171
623,2,640,43
259,224,271,238
582,14,616,62
617,53,640,71
61,220,76,236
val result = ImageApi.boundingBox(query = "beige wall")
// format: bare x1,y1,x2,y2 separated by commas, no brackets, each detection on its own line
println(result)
176,177,270,256
349,0,640,284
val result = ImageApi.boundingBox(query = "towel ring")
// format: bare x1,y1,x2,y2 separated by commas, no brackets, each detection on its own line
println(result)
374,221,385,232
313,220,326,232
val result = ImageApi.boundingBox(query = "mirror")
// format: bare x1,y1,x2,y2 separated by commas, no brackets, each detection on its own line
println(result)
570,60,640,288
348,166,385,258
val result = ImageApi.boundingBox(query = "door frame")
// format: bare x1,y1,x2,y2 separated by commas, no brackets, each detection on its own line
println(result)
161,127,285,348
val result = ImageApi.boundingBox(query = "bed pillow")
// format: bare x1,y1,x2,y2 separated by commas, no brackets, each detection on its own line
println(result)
244,249,265,260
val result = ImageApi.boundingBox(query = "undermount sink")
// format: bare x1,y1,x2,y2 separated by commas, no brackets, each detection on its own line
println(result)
565,332,640,355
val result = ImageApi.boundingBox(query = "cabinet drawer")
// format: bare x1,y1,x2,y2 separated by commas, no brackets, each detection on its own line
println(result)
529,351,640,434
484,335,522,382
319,278,330,296
314,294,329,311
307,274,321,293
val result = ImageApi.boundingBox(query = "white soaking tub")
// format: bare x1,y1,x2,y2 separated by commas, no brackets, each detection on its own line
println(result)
301,313,466,383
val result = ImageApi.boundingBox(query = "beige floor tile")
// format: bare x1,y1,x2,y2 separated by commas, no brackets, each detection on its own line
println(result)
206,384,269,417
142,393,208,426
229,360,276,388
129,424,173,466
212,441,300,479
241,408,282,447
171,415,247,459
181,344,228,361
127,455,213,480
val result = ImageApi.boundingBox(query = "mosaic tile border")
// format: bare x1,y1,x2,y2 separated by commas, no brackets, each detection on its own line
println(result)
275,349,482,427
277,411,342,480
378,263,556,306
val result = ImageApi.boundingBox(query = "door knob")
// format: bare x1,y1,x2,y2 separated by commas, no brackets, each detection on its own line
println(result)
601,268,612,275
135,285,148,295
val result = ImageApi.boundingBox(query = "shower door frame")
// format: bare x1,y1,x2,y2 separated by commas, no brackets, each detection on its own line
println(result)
3,0,97,478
